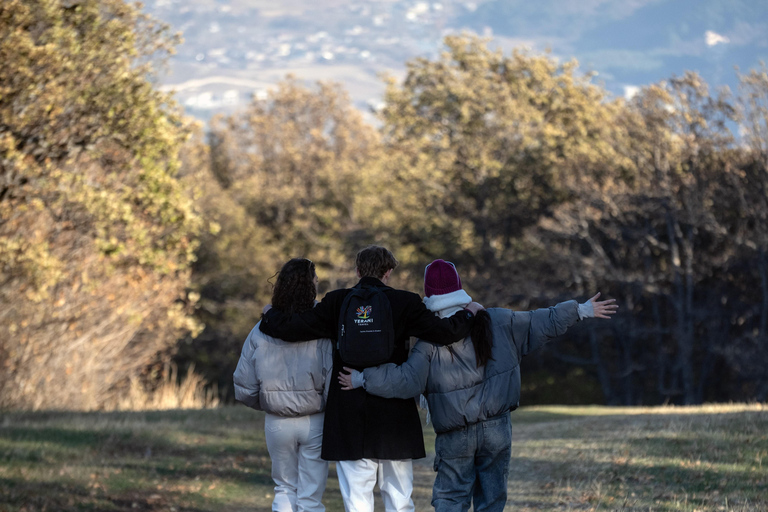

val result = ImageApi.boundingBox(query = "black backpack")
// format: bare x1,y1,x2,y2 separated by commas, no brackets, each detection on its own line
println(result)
337,284,395,367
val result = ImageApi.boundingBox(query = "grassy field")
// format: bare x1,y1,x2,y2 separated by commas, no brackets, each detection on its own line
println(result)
0,404,765,511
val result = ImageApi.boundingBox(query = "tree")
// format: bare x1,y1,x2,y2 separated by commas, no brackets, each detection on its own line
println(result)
370,34,631,302
179,78,381,394
725,65,768,400
0,0,202,410
536,72,750,404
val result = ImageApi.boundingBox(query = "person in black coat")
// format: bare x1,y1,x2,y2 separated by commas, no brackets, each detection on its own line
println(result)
260,246,482,512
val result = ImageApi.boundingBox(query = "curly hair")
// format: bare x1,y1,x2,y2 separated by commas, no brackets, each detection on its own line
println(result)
355,246,399,279
271,258,317,314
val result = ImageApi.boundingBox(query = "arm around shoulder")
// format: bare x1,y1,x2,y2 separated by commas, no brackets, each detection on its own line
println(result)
259,294,337,341
361,342,433,399
406,295,476,345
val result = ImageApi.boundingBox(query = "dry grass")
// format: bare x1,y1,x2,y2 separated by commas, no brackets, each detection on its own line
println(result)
0,404,765,511
111,364,219,412
501,404,768,511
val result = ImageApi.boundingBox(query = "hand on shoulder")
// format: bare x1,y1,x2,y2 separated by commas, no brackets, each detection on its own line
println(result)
464,301,485,315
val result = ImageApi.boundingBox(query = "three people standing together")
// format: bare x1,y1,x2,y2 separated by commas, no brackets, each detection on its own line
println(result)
234,246,617,512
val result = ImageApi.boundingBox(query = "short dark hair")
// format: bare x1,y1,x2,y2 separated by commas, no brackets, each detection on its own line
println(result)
355,246,399,279
271,258,317,314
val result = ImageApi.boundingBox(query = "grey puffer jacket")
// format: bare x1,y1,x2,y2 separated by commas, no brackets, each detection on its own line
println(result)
234,321,333,417
362,301,580,433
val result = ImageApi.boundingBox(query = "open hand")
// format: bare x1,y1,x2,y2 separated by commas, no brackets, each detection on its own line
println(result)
589,292,619,319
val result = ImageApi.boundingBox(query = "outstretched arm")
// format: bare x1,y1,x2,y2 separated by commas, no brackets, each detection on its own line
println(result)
517,293,618,357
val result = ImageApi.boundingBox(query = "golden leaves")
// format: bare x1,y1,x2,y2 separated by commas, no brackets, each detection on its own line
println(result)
0,0,205,411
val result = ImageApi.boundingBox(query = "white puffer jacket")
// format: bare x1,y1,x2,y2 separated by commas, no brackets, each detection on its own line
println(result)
234,321,333,417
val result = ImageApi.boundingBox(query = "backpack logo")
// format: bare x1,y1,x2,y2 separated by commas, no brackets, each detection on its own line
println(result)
355,305,373,322
338,285,395,367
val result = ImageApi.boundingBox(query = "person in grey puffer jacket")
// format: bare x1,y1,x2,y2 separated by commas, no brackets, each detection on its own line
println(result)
234,258,333,512
339,259,617,512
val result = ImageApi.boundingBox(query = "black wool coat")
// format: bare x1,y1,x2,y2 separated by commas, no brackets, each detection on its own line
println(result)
259,276,475,461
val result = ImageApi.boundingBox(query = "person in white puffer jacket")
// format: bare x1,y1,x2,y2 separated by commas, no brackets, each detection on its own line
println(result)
339,259,617,512
234,258,333,512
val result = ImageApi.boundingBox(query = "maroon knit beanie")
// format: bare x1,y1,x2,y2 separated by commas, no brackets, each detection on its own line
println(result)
424,259,462,297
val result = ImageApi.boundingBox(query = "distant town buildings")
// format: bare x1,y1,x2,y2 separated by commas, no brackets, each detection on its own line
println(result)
146,0,484,120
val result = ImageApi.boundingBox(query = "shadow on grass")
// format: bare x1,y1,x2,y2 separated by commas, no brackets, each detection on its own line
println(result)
0,426,271,466
0,476,90,511
103,459,274,487
514,406,767,421
510,409,768,440
2,407,261,432
0,408,283,510
510,452,765,489
0,475,223,512
1,409,271,455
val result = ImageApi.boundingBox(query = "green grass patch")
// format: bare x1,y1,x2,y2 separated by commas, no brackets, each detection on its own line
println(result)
508,404,768,511
0,404,765,511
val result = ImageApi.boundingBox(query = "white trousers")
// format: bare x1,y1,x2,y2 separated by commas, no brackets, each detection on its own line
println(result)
265,412,328,512
336,458,414,512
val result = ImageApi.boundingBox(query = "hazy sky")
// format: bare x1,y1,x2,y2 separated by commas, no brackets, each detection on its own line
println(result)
459,0,768,98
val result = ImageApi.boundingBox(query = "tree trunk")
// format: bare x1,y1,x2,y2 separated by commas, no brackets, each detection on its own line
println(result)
666,209,696,404
683,224,699,404
619,291,636,405
589,328,617,405
758,248,768,401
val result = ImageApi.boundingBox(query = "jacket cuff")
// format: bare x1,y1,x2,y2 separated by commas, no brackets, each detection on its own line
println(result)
351,369,365,389
578,301,594,320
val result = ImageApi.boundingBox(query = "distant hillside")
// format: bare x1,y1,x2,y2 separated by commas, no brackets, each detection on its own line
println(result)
144,0,768,121
462,0,768,95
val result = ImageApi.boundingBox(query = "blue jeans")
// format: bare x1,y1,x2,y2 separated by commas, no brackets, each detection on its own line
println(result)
431,413,512,512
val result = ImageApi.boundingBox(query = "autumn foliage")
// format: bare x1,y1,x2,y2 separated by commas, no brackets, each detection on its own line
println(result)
187,37,768,406
0,0,202,410
2,1,767,410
